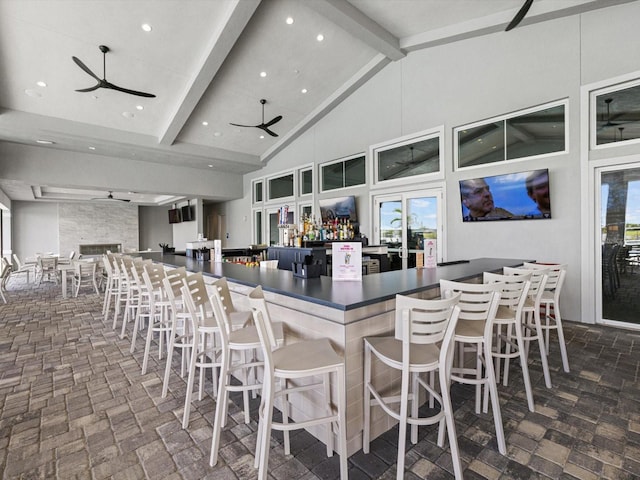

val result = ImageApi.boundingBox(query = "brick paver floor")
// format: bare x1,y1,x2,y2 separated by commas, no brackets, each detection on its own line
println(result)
1,277,639,479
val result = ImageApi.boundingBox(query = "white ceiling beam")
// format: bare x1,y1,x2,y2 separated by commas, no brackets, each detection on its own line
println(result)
306,0,404,61
402,0,637,51
158,0,261,146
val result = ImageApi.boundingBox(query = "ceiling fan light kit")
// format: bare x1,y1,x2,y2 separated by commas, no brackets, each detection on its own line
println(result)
72,45,156,98
230,98,282,137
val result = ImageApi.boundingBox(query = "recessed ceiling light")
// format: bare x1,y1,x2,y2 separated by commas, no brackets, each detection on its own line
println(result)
301,88,308,94
213,132,222,137
202,121,208,126
208,164,214,168
141,23,152,32
36,81,47,87
260,71,267,78
24,89,41,98
36,140,54,145
316,33,324,42
122,112,134,118
136,105,144,111
259,135,265,139
88,146,96,150
286,16,294,25
92,95,99,100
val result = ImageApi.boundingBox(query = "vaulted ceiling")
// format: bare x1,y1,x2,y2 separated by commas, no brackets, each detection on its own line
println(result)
0,0,632,204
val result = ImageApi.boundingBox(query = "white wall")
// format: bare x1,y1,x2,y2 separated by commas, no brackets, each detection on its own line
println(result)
139,206,173,250
223,2,640,324
12,202,59,259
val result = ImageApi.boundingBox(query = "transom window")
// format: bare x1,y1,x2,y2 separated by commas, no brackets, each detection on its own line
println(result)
454,100,567,170
591,80,640,148
320,154,365,192
267,173,294,201
372,129,443,186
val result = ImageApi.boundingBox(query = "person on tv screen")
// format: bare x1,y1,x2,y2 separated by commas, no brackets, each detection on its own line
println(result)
460,178,513,221
525,170,551,218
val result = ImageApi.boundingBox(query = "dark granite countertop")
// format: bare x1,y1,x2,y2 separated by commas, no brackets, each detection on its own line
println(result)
140,253,528,311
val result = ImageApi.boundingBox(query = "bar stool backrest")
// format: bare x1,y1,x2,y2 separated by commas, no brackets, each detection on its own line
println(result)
209,277,235,335
503,266,548,303
439,279,503,322
394,292,461,343
483,271,531,311
247,286,278,352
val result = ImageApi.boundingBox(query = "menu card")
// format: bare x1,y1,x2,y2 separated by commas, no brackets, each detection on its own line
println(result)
424,239,437,269
332,242,362,281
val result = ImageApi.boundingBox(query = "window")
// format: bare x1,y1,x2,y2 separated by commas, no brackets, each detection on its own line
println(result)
252,180,263,204
320,154,365,192
372,129,443,186
299,203,312,224
267,173,294,201
253,209,263,245
455,100,567,169
299,168,313,196
591,80,640,148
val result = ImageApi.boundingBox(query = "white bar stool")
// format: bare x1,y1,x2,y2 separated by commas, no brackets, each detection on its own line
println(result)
180,272,221,429
207,279,283,466
161,267,191,398
440,279,506,455
483,271,535,412
522,262,570,372
363,293,463,479
503,266,553,388
248,286,348,480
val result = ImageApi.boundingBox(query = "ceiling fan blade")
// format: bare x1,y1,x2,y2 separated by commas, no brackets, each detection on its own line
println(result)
259,126,279,137
105,82,156,98
505,0,534,31
75,84,101,93
72,56,101,81
263,115,282,128
229,122,257,128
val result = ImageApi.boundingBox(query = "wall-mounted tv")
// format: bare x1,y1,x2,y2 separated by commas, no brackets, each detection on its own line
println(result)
168,208,182,224
181,205,194,222
459,168,551,222
319,195,358,222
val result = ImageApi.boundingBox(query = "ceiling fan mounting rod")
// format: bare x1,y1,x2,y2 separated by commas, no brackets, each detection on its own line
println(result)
100,45,109,79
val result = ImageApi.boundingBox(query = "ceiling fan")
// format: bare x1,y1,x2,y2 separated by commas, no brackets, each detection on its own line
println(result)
230,99,282,137
72,45,156,98
505,0,534,31
91,191,131,203
600,98,622,129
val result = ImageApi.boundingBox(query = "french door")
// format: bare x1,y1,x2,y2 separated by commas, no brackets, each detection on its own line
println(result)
597,164,640,329
374,189,443,270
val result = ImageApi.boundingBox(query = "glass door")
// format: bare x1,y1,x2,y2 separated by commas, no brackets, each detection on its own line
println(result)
374,189,443,270
598,165,640,328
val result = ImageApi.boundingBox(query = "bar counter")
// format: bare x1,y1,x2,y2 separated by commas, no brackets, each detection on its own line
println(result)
141,252,528,455
141,253,526,317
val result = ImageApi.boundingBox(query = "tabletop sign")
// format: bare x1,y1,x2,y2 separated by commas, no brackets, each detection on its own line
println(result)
332,242,362,281
424,239,437,269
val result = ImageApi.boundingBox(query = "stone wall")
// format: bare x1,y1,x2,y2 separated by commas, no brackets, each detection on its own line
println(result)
59,203,138,256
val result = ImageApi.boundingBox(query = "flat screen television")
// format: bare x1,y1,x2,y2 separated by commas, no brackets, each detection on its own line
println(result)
168,208,182,224
319,195,358,223
181,205,194,222
459,168,551,222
